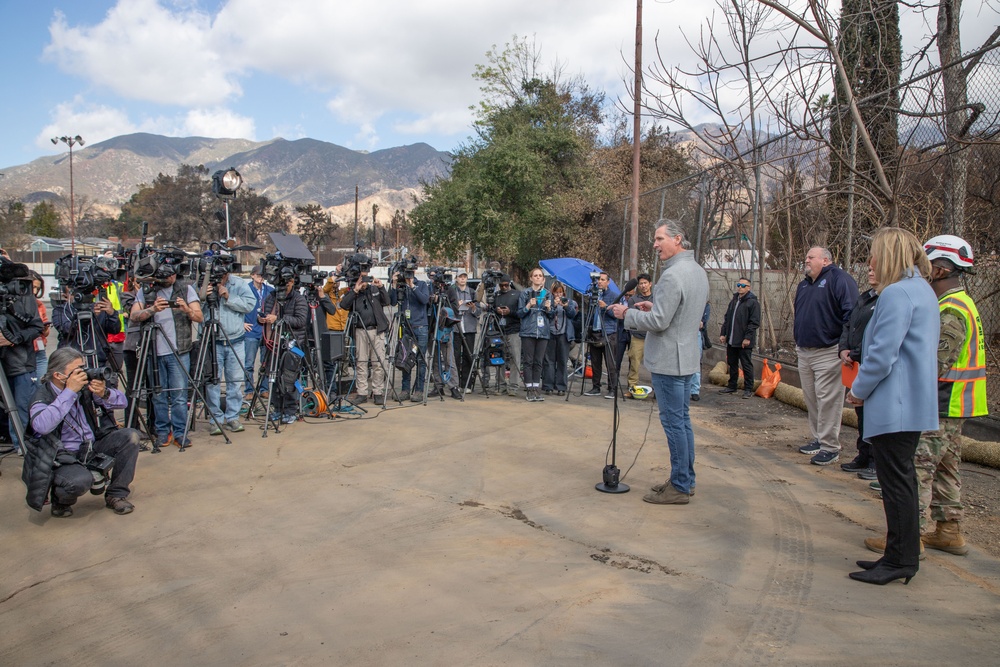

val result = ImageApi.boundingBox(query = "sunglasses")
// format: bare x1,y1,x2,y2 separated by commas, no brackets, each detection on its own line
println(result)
736,283,749,288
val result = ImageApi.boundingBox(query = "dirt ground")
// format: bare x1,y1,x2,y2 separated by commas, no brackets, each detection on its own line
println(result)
712,385,1000,560
2,378,999,666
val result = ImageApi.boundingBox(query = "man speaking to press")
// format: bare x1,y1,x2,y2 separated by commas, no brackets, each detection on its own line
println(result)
22,347,140,517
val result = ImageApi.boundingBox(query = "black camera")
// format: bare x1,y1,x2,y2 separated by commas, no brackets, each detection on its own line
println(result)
86,451,116,494
53,254,119,309
337,252,372,286
427,267,452,290
134,248,190,285
389,255,418,288
85,366,115,382
481,269,504,306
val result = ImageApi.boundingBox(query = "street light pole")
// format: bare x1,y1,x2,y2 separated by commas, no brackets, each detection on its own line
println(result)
51,135,85,254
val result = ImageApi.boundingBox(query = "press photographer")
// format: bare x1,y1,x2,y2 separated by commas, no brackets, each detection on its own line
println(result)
492,276,522,397
448,272,480,392
199,252,255,435
23,347,140,517
130,253,204,448
0,255,44,453
258,266,308,424
425,267,462,400
51,255,122,366
389,257,431,401
339,255,389,405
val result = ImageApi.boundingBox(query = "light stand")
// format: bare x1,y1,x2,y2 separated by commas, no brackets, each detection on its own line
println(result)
212,167,242,239
51,135,85,254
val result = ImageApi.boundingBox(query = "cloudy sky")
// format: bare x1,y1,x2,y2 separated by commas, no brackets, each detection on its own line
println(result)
1,0,996,170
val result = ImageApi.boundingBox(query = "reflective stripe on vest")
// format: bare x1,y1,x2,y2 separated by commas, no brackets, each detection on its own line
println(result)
938,292,988,418
105,281,127,343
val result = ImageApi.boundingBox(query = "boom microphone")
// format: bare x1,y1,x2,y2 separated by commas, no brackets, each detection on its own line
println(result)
619,278,638,297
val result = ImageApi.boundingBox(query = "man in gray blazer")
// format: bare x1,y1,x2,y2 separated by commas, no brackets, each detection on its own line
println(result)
608,219,709,505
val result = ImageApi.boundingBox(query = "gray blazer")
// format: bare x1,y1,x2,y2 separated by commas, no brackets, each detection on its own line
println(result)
851,271,940,439
624,251,709,376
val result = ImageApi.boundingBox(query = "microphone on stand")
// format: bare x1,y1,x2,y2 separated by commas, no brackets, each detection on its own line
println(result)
596,276,638,494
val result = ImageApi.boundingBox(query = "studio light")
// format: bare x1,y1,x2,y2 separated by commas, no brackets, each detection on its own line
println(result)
212,167,242,200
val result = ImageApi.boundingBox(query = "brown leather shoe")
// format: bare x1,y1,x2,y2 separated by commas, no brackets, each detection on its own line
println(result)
642,486,690,505
650,482,695,497
106,497,135,515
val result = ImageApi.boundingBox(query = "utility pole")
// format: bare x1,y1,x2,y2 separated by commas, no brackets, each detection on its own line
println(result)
629,0,642,278
51,135,85,254
353,185,359,249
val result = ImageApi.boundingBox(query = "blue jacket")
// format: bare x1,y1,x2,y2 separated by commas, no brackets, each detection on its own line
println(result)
516,288,555,339
793,264,858,348
245,282,274,340
390,280,431,328
212,274,256,341
851,272,940,439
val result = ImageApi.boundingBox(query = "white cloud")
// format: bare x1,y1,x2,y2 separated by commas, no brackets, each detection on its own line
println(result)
44,0,242,106
181,108,256,139
37,97,138,151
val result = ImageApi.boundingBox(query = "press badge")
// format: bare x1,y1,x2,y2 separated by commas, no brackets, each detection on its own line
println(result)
537,314,545,328
405,309,411,319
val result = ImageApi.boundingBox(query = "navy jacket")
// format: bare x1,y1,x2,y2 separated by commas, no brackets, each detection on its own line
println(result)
793,264,858,348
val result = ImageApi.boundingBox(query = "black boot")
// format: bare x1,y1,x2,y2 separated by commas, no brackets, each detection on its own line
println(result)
848,563,917,585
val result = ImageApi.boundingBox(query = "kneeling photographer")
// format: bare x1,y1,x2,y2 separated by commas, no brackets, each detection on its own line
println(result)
23,347,140,517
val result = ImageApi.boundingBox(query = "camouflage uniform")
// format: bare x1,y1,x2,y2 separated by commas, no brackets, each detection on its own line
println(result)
915,297,966,534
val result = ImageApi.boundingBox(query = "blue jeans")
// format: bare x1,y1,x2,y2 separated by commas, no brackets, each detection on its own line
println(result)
691,334,703,395
650,373,696,494
34,350,48,381
7,372,35,449
153,352,190,438
402,324,427,392
207,339,245,424
243,336,268,393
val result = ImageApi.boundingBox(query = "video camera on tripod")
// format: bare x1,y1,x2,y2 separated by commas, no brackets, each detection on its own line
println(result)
480,269,504,307
133,246,192,304
337,252,373,286
426,266,452,292
53,254,120,309
388,255,418,290
0,260,33,342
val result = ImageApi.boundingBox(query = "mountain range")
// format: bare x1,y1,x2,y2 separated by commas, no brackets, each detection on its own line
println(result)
0,133,453,211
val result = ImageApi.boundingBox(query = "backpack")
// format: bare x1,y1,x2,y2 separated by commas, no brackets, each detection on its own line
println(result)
394,331,419,372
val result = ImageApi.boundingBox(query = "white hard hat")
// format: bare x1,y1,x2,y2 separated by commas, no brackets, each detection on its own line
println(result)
924,234,974,270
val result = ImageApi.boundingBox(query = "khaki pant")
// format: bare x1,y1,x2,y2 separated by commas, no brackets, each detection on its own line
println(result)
627,337,645,388
796,345,844,453
915,417,964,533
354,328,386,396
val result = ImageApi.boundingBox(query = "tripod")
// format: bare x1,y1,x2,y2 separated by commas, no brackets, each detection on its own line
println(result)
567,290,626,401
465,306,523,398
382,283,426,405
184,295,255,444
425,295,460,403
126,314,214,453
0,370,26,454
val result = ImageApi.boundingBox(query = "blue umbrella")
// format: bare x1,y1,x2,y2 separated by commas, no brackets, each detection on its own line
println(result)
539,257,619,295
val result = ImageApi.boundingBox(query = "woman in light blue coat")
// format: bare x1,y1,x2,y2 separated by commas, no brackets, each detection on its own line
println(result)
846,228,939,585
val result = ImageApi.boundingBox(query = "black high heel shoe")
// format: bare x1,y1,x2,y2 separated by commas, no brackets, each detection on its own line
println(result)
856,559,882,570
849,563,917,585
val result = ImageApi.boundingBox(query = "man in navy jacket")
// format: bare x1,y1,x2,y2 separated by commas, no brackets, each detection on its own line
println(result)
794,247,857,466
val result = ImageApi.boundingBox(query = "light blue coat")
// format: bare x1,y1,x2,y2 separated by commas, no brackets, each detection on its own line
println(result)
851,271,940,439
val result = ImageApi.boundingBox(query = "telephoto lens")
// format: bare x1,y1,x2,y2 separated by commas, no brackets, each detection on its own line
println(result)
84,366,115,382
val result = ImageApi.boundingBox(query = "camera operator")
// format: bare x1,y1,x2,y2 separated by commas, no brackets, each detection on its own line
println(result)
52,284,121,364
492,275,522,397
389,265,431,401
130,272,203,448
243,265,274,399
24,347,140,516
258,275,308,424
583,272,620,398
542,281,577,396
1,257,44,454
448,272,479,393
102,249,128,369
204,268,255,434
340,267,389,404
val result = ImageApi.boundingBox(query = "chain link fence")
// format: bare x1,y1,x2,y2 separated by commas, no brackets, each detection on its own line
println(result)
607,44,1000,418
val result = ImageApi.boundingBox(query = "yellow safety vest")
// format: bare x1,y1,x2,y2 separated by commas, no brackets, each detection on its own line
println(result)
105,281,127,343
938,290,988,418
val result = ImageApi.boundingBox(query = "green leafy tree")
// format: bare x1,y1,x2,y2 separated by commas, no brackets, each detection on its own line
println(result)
410,36,607,272
26,201,63,237
0,197,29,249
294,204,337,250
118,164,212,246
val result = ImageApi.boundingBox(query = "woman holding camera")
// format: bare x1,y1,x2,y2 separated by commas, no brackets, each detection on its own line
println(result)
542,281,577,396
517,268,554,402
